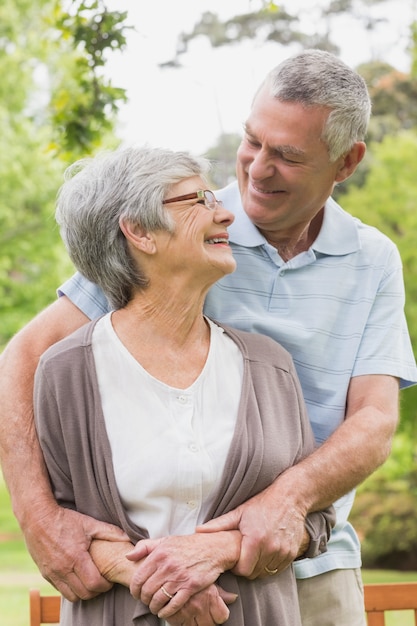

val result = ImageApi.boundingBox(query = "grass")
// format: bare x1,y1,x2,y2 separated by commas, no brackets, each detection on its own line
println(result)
0,473,58,626
1,473,416,625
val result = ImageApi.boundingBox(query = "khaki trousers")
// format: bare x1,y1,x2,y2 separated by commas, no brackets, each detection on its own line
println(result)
297,568,366,626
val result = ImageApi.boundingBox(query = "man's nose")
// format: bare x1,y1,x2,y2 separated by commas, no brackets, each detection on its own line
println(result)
249,149,275,180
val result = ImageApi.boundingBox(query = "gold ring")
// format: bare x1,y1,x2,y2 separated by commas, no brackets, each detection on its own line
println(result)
161,585,174,599
264,565,279,575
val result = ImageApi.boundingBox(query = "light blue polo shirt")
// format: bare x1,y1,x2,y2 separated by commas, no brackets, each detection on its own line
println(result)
59,181,417,579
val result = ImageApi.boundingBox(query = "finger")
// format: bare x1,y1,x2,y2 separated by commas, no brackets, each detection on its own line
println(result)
82,516,130,542
254,553,293,579
230,535,260,578
196,511,240,533
129,571,149,601
72,557,114,597
45,576,79,603
157,588,192,618
129,560,161,600
51,568,112,602
126,538,161,561
217,586,239,605
208,593,231,624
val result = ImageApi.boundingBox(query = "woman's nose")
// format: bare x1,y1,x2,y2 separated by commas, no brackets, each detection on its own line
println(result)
214,202,234,225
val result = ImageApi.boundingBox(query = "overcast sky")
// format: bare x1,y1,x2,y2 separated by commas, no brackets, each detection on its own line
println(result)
104,0,414,154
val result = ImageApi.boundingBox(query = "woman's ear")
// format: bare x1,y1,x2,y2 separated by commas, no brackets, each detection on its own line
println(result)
335,141,366,183
119,218,157,254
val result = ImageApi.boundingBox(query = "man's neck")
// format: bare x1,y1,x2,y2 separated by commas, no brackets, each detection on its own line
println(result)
259,208,324,261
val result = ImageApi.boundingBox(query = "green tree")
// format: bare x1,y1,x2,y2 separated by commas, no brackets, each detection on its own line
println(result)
165,0,393,68
204,132,242,188
341,131,417,436
0,0,129,348
358,61,417,143
350,434,417,570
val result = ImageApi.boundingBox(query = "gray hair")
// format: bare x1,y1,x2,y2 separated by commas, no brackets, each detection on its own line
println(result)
263,49,371,161
55,146,210,309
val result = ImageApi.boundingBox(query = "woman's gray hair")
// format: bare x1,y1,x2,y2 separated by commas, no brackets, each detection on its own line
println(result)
263,49,371,161
55,146,210,309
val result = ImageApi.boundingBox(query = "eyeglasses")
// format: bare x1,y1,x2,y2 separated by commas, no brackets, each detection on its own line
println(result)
162,189,222,211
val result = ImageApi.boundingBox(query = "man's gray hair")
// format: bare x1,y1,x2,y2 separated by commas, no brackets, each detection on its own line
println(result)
56,146,210,309
264,49,371,161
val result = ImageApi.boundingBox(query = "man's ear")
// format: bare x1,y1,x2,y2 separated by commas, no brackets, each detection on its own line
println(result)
335,141,366,183
119,218,157,254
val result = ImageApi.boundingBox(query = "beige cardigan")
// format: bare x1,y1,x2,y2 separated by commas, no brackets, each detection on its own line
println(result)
34,319,334,626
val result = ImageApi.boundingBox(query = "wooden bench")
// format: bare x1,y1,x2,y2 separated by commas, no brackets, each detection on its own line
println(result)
29,582,417,625
29,589,60,626
364,582,417,625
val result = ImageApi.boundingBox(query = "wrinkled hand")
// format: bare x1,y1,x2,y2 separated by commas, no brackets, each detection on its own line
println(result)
24,504,129,601
165,584,238,626
197,487,307,579
127,531,239,617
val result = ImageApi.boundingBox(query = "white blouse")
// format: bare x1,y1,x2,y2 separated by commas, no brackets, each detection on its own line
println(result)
92,314,243,538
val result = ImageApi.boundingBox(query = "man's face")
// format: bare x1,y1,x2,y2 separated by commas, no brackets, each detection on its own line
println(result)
236,85,345,239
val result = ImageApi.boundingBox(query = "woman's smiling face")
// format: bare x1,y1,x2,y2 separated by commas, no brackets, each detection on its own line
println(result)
158,175,236,284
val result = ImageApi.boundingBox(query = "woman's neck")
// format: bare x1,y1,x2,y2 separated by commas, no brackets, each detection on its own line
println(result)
110,286,211,388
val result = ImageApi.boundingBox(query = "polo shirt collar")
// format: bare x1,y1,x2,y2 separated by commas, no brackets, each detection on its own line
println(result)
228,191,361,256
313,196,361,255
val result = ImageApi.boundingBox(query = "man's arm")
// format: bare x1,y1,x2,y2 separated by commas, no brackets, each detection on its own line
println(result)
0,296,128,601
198,374,399,578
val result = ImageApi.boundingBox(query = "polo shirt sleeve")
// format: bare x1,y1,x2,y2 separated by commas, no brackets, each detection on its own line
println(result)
58,271,111,320
351,244,417,389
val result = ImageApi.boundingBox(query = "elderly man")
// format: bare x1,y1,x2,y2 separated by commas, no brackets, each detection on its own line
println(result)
1,50,416,625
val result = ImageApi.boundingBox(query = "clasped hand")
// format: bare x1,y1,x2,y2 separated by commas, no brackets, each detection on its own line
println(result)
127,531,240,623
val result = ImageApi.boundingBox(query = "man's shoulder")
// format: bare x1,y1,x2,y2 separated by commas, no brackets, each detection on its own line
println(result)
326,197,400,258
58,272,110,320
217,180,240,204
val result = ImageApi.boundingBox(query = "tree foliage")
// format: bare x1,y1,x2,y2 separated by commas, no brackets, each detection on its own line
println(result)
0,0,129,348
165,0,392,68
350,434,417,570
205,133,242,188
49,0,129,155
341,131,417,436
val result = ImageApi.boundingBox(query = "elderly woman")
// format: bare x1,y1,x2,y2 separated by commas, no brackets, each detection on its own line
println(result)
34,146,334,626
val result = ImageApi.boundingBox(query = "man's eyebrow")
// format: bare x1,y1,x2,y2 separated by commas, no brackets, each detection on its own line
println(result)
243,122,255,136
243,123,305,157
277,144,306,157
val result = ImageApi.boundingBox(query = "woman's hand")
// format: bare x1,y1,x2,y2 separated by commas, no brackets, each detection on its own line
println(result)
89,538,137,587
91,533,239,624
127,531,240,617
164,584,238,626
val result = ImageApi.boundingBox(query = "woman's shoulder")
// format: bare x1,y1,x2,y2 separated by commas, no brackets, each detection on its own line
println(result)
38,318,99,370
211,320,294,371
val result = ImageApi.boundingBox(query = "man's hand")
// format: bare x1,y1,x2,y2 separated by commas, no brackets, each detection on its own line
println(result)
197,485,307,579
23,504,129,601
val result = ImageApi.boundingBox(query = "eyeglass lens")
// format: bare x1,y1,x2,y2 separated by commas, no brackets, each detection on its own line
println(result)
203,190,217,210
